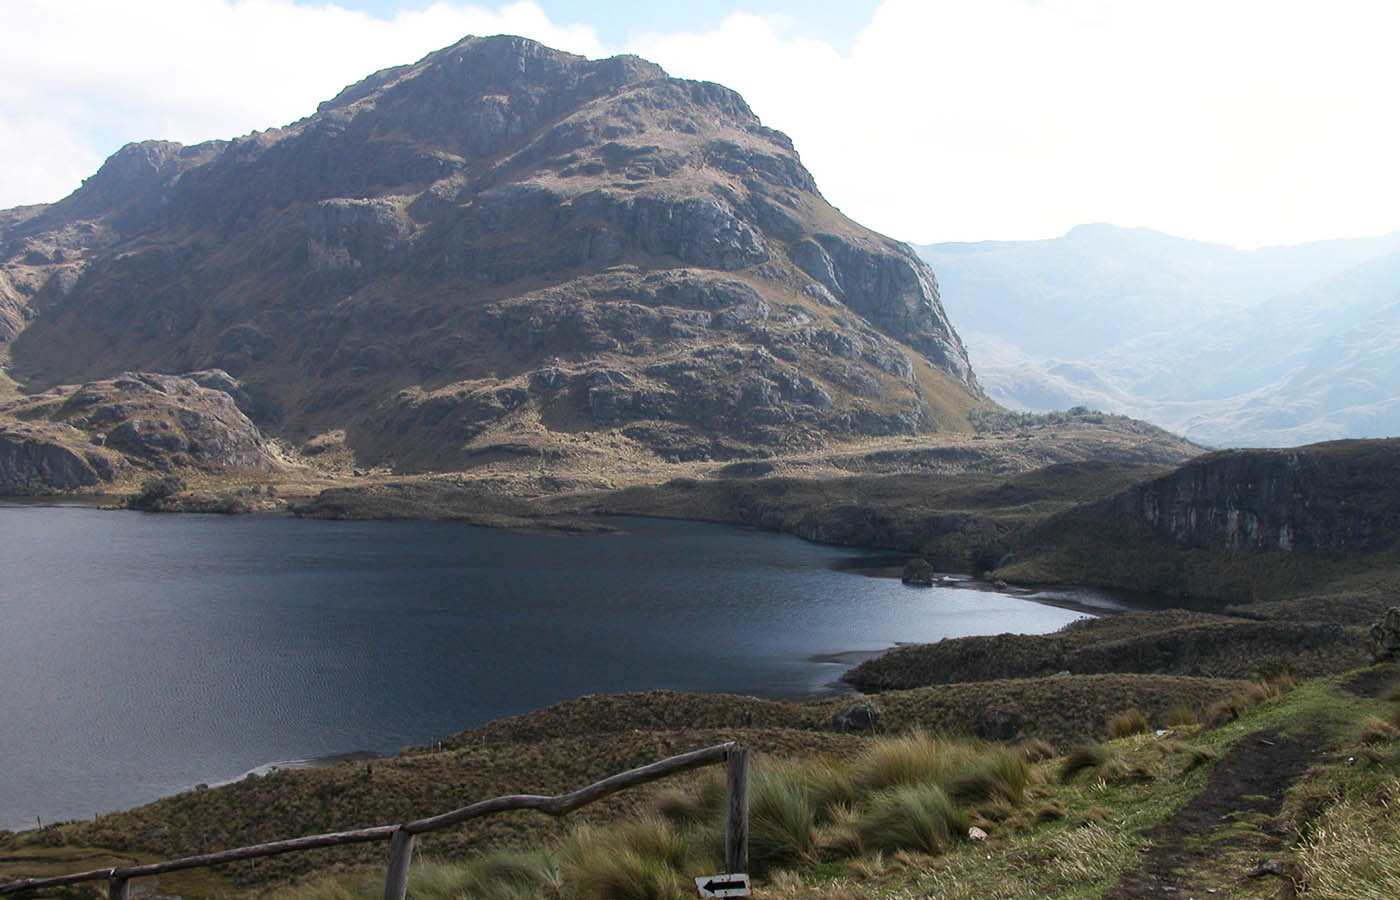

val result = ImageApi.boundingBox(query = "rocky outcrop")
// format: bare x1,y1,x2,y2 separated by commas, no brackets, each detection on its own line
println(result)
0,422,116,492
0,371,279,491
792,233,973,386
1104,439,1400,558
901,558,935,585
831,702,879,733
0,34,984,473
1368,608,1400,663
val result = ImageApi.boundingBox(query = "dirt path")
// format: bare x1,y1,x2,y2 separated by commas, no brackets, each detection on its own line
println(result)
1338,662,1400,698
1104,727,1323,899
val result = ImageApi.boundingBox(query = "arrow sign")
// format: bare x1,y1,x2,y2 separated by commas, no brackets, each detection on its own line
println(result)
695,873,751,898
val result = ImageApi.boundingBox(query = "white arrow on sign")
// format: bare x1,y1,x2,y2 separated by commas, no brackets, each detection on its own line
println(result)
694,873,751,898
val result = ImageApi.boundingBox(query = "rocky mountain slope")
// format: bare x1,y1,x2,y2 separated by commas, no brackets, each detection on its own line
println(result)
919,225,1400,447
0,371,279,491
0,35,989,491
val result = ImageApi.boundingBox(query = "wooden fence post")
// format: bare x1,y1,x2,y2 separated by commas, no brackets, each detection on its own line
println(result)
0,743,735,898
725,746,749,875
382,828,415,900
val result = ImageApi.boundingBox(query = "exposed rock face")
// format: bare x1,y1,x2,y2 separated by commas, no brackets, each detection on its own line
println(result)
0,422,115,492
0,371,279,490
0,34,980,472
1368,608,1400,663
1105,439,1400,558
831,701,879,733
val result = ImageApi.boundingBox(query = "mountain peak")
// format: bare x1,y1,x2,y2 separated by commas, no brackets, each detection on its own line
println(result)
1,34,980,484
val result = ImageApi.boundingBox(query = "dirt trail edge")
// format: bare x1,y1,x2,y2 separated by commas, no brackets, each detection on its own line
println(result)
1105,727,1324,900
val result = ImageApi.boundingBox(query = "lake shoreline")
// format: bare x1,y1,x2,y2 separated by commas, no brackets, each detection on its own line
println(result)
0,505,1097,833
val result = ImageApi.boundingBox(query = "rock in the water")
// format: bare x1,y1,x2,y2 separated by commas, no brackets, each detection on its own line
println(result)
1367,607,1400,663
831,701,879,733
901,557,935,586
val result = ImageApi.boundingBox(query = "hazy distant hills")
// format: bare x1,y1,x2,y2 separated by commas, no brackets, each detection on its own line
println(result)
919,224,1400,447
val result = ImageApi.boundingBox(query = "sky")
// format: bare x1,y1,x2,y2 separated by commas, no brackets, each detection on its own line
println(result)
3,0,1398,248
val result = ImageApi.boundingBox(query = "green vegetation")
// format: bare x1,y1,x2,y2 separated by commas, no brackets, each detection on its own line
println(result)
4,664,1398,900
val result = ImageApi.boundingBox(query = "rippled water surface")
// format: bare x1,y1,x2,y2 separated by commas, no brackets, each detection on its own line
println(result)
0,503,1101,830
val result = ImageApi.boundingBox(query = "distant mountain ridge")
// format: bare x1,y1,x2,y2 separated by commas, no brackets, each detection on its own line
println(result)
0,34,985,488
919,224,1400,447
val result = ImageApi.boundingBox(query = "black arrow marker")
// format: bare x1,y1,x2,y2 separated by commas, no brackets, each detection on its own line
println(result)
701,878,748,893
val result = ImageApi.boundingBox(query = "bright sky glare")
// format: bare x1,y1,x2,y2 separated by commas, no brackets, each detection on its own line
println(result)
2,0,1397,248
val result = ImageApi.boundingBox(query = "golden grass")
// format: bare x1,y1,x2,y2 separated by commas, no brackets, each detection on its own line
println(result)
1107,708,1150,739
1296,776,1400,900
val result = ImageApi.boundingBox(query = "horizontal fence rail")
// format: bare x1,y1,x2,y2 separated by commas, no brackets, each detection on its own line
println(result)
1,742,750,900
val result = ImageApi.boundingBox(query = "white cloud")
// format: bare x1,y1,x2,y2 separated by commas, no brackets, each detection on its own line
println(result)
3,0,1399,247
0,0,604,208
628,0,1400,247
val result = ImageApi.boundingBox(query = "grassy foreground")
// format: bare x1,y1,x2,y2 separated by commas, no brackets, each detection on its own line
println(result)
253,668,1400,900
3,662,1398,900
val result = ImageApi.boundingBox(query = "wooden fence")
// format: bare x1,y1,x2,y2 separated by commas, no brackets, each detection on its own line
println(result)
0,742,750,900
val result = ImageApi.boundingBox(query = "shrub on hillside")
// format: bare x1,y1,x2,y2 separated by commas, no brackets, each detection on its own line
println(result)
1107,709,1150,739
1058,744,1111,782
125,475,186,510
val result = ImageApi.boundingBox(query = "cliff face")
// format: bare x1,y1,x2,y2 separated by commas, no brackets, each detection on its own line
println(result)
994,438,1400,604
0,35,981,476
0,372,279,493
1107,439,1400,558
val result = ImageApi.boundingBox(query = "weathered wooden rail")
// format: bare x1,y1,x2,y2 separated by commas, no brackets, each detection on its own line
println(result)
0,742,750,900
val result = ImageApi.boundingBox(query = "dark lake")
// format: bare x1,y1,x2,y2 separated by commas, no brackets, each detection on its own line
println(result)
0,502,1116,831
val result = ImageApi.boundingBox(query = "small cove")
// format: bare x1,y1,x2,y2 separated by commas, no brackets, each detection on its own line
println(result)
1,502,1119,831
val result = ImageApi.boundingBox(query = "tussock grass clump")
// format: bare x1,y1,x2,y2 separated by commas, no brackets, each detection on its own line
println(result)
562,820,692,900
1358,716,1400,745
258,873,381,900
1296,777,1400,900
1107,708,1150,739
944,747,1031,806
814,803,864,858
653,771,724,826
450,850,563,900
1165,703,1200,727
1206,671,1297,727
1069,805,1113,828
1057,743,1111,783
569,847,686,900
748,764,820,874
852,730,975,790
792,756,860,820
1017,738,1056,763
856,784,968,855
1182,746,1219,773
